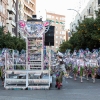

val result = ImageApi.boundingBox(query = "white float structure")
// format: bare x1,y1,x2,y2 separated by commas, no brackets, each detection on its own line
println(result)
4,20,52,90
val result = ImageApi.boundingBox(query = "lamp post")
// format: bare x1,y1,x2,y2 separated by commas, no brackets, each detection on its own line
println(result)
67,9,82,21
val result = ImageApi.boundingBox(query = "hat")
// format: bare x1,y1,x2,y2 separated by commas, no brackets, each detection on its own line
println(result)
57,51,63,57
79,53,84,58
73,51,77,56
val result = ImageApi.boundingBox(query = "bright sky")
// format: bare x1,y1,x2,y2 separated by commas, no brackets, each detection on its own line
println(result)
36,0,81,30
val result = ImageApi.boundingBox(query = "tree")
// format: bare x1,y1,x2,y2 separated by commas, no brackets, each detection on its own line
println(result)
59,10,100,52
0,27,26,51
59,41,72,52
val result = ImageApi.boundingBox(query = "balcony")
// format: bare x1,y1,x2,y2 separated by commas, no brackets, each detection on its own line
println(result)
11,21,16,27
6,20,10,24
11,19,16,27
30,0,35,5
24,10,32,18
12,7,16,15
7,5,10,11
14,0,16,2
7,5,16,15
24,1,35,12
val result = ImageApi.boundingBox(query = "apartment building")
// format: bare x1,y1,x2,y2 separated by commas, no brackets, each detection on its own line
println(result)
18,0,36,21
70,0,100,32
18,0,36,38
7,0,16,36
46,12,66,51
0,0,8,33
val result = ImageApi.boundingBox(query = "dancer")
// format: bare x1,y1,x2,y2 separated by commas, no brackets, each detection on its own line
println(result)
85,50,91,80
90,51,99,83
78,52,85,82
65,50,71,78
72,50,78,80
55,52,66,89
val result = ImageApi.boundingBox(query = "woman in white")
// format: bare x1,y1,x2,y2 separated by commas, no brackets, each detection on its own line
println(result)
84,51,91,80
78,53,85,82
65,52,71,78
72,51,78,80
90,52,99,83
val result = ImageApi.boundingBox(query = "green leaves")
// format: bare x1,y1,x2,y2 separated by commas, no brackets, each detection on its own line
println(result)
0,27,26,51
59,10,100,52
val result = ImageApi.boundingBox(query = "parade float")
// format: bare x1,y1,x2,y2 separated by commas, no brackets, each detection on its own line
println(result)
4,19,52,90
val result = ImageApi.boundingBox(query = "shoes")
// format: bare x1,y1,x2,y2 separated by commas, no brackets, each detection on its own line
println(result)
69,76,73,78
74,78,77,80
87,79,89,80
81,81,83,83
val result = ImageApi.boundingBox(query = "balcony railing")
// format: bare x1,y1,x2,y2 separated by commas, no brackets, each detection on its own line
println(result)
24,1,35,12
30,0,35,5
24,10,33,18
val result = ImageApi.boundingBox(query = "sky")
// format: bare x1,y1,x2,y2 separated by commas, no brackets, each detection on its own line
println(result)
36,0,81,30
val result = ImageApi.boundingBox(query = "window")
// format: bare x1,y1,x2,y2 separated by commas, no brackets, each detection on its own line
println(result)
60,36,62,39
56,46,58,48
56,36,58,38
56,17,58,20
62,31,65,34
52,16,54,18
47,15,51,18
60,31,62,34
60,17,65,20
56,31,58,34
56,41,58,43
56,26,58,29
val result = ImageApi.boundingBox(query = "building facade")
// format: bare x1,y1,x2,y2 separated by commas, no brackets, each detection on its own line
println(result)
18,0,36,38
0,0,36,37
0,0,8,33
7,0,16,36
18,0,36,21
70,0,100,32
46,12,66,51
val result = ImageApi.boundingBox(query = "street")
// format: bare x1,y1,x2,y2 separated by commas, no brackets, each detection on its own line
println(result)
0,76,100,100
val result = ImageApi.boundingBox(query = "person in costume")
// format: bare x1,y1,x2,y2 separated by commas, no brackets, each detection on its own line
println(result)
64,50,72,78
55,51,66,89
72,50,78,80
90,51,99,83
97,49,100,76
84,50,91,80
78,52,85,82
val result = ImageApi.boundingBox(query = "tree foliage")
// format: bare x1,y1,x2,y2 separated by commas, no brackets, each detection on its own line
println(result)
0,27,26,51
59,10,100,52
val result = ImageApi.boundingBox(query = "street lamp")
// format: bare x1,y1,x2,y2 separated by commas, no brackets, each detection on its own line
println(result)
67,9,82,21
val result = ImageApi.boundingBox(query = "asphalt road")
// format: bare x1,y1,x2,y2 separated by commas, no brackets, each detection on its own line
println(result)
0,76,100,100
